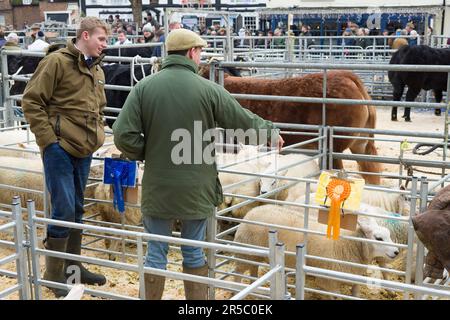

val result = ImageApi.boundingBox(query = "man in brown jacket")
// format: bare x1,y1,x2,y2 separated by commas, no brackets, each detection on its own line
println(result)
22,17,110,297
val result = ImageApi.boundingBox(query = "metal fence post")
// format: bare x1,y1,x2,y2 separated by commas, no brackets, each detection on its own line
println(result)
206,210,218,300
268,230,278,300
414,177,428,300
218,68,225,87
295,243,306,300
11,196,29,300
1,52,13,128
322,68,327,127
328,126,334,170
442,72,450,186
137,235,145,300
0,52,3,126
320,126,328,171
274,242,286,300
404,176,418,300
26,199,42,300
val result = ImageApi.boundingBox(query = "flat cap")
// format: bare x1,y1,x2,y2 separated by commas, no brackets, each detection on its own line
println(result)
165,28,207,51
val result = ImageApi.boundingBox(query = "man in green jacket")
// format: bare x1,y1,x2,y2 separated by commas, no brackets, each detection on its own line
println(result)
113,28,283,300
22,17,110,297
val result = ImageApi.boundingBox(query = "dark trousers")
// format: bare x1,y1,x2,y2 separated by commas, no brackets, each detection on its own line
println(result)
43,142,92,238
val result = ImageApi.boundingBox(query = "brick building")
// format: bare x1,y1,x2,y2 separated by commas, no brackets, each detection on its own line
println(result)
0,0,79,30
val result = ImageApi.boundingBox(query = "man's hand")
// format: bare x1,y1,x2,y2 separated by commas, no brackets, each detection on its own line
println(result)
276,135,285,151
271,134,284,151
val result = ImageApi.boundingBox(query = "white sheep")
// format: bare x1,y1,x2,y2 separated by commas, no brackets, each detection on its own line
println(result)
93,167,143,259
0,129,35,146
217,144,272,219
361,189,409,216
0,130,39,158
359,188,413,282
0,142,113,213
0,156,44,210
259,153,320,203
233,203,399,298
373,208,414,282
294,190,413,282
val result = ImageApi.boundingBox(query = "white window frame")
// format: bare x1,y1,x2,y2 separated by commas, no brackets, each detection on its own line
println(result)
44,11,71,24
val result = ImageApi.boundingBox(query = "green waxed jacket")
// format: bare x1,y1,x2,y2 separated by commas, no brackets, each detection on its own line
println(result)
113,55,277,220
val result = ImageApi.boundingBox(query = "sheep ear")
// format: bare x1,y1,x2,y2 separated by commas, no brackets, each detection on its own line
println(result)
400,185,406,191
18,143,26,149
357,216,375,237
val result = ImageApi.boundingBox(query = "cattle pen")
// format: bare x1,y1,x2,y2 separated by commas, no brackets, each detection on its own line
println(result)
0,44,450,300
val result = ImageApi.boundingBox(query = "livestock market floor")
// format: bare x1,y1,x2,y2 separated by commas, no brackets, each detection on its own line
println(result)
0,108,447,300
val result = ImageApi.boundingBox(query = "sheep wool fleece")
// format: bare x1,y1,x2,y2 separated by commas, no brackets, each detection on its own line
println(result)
113,55,277,220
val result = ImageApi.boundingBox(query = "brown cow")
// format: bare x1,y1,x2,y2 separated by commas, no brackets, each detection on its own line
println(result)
199,68,382,185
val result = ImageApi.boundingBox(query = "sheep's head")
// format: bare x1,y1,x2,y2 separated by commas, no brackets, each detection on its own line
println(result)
358,213,400,260
259,156,288,194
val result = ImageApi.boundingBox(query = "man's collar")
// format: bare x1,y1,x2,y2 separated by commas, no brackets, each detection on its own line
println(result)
74,42,91,61
161,55,199,74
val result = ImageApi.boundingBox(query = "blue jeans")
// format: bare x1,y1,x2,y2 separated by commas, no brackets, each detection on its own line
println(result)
143,216,207,270
43,142,92,238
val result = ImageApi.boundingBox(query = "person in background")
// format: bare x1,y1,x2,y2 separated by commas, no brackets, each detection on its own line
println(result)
152,28,165,57
356,28,368,49
29,23,41,43
256,30,266,48
114,30,132,45
300,24,315,48
373,29,388,47
142,23,155,42
342,28,356,46
169,22,182,31
405,22,415,34
0,29,6,48
27,31,49,51
126,25,135,36
409,30,418,46
391,29,409,50
2,32,20,50
273,28,285,47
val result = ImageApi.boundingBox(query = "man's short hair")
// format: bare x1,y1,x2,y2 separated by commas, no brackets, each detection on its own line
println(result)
76,16,111,39
168,49,189,56
168,46,203,57
117,29,126,35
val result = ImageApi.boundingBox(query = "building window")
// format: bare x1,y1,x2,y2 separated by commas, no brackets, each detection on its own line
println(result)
244,16,257,31
0,16,5,26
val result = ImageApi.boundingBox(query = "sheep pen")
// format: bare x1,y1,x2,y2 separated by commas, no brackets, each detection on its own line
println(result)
1,109,449,300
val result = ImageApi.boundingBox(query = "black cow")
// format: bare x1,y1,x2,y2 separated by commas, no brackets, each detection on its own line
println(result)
389,45,448,122
102,63,153,128
103,46,153,58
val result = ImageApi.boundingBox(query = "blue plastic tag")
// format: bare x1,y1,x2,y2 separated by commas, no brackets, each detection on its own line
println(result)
103,158,137,187
103,158,138,213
